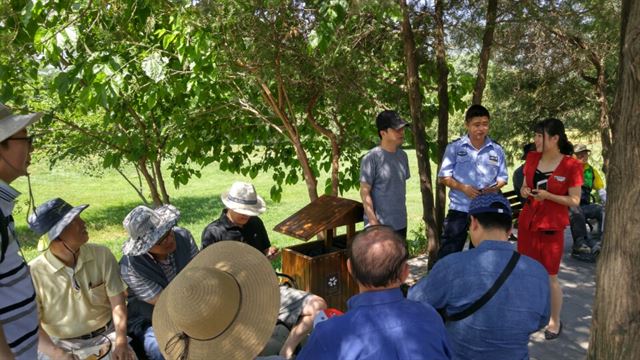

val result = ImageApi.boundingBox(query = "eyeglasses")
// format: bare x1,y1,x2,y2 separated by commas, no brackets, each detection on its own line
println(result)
156,231,173,246
6,136,34,145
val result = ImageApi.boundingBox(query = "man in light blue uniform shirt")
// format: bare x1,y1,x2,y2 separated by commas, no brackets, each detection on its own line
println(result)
437,104,508,261
409,193,550,360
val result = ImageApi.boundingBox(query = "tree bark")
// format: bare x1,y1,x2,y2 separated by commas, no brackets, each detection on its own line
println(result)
588,0,640,358
259,82,319,202
137,158,163,207
153,158,171,204
306,95,341,196
472,0,498,105
399,0,439,256
434,0,449,253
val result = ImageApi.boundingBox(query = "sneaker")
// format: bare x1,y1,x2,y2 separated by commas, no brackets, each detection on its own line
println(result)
571,251,596,263
572,243,591,254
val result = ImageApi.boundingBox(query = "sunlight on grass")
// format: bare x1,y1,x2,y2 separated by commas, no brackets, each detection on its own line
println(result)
13,150,435,262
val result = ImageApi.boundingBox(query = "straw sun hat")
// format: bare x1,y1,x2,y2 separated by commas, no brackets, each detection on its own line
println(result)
152,241,279,360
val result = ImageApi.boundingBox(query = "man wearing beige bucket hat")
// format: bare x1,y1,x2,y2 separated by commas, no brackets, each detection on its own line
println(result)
0,103,42,360
119,205,199,360
152,241,280,359
202,182,327,359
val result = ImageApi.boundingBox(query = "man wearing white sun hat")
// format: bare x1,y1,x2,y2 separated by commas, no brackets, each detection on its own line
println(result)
202,181,327,359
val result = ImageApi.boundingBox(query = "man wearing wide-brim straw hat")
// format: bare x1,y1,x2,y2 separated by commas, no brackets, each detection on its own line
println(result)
0,102,42,360
119,205,199,360
153,241,280,359
202,182,327,359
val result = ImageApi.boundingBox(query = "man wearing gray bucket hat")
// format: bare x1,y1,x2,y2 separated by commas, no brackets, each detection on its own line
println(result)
28,198,135,360
0,103,42,360
119,205,199,360
202,181,327,359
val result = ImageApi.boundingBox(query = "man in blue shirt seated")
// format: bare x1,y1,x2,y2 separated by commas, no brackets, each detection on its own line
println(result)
409,193,550,360
297,226,451,360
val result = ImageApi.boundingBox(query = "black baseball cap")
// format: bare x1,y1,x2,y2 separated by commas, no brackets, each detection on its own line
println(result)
376,110,409,132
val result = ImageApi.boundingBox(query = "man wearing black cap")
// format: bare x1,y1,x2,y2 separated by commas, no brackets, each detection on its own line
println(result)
360,110,411,238
409,193,550,359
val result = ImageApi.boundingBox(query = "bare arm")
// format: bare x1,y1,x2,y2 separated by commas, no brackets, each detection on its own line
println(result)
531,186,581,208
0,326,15,360
439,176,481,199
108,292,134,360
359,182,379,225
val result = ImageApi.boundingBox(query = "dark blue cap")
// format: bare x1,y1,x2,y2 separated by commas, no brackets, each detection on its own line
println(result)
468,193,512,217
28,198,88,241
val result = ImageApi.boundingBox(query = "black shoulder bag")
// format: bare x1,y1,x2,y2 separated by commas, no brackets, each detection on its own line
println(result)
438,251,520,322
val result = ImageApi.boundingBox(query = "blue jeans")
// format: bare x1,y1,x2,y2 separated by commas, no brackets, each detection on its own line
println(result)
144,326,164,360
437,210,471,261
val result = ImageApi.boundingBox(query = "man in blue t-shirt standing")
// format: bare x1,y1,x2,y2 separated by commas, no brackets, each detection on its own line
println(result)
360,110,411,238
437,104,508,260
409,193,550,360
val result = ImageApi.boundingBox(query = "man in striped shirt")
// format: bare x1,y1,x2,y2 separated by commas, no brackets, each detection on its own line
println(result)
0,103,43,360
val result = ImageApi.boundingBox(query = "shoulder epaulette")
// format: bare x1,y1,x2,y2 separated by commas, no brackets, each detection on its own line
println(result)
449,137,462,145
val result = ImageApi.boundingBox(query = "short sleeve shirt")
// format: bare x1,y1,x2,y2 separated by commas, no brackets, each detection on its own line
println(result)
201,210,271,253
438,135,508,212
408,241,550,360
120,227,199,302
359,146,410,230
29,243,127,339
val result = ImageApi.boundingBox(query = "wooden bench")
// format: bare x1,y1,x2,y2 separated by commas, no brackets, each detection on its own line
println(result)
501,189,523,241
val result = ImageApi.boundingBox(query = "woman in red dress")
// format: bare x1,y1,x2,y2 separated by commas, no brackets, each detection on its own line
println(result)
518,118,583,340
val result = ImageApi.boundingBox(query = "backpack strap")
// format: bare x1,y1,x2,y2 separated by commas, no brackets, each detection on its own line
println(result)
439,251,520,322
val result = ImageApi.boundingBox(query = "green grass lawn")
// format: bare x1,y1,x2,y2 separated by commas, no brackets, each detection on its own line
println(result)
12,144,577,262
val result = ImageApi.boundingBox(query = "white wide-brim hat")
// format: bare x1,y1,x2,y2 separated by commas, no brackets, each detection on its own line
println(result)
153,241,279,360
221,181,266,216
0,103,43,142
122,205,180,256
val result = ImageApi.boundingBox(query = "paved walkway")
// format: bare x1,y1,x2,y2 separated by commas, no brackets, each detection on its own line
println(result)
407,227,597,360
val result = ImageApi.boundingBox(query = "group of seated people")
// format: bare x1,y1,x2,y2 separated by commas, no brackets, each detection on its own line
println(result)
26,181,326,360
25,178,553,360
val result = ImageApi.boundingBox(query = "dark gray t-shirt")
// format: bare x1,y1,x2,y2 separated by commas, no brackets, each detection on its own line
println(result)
359,146,410,230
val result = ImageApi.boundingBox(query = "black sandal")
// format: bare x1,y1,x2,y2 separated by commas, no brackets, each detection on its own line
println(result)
544,321,563,340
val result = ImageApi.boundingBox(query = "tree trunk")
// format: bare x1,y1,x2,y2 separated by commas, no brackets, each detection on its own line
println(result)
153,158,171,204
472,0,498,105
399,0,439,255
306,95,341,196
434,0,449,252
587,0,640,357
137,158,163,207
594,67,613,174
260,83,319,202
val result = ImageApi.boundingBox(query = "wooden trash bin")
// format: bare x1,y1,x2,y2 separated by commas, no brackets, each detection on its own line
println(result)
274,195,363,311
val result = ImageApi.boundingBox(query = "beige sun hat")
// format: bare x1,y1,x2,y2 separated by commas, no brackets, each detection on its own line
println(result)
221,182,267,216
152,241,279,360
0,103,43,142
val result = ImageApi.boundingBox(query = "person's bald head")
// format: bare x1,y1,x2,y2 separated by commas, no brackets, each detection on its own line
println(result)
349,226,408,288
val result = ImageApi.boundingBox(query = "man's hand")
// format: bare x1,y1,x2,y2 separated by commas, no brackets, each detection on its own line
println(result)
460,184,481,199
111,341,134,360
266,246,281,261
